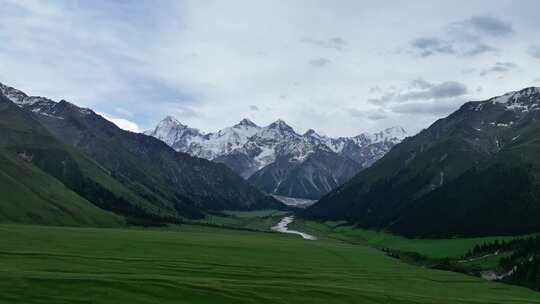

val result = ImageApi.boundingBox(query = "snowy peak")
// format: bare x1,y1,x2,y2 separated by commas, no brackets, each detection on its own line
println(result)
146,115,406,198
371,126,408,143
154,116,188,131
303,129,321,138
491,87,540,104
145,116,203,148
490,87,540,112
147,116,406,177
0,82,93,117
254,119,299,145
201,120,261,158
0,82,52,107
267,119,296,134
235,118,258,128
146,116,265,159
0,82,26,103
162,115,183,125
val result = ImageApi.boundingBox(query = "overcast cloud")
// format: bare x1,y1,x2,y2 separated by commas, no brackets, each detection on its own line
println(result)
1,0,540,136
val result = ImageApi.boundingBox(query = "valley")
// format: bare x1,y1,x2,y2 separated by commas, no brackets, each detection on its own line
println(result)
2,78,540,301
3,2,540,302
2,221,540,304
2,81,540,300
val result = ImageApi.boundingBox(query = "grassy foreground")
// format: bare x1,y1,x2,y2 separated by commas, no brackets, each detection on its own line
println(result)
1,224,540,303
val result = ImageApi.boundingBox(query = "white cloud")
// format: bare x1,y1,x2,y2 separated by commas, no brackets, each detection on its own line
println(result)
1,1,540,136
97,112,140,132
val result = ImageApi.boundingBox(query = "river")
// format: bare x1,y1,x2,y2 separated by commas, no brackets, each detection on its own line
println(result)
271,216,317,240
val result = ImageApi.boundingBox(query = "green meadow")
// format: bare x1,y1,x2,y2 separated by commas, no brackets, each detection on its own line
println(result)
1,220,540,304
190,209,287,231
288,219,534,259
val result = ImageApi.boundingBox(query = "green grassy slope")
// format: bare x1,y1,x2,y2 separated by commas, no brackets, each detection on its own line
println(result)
0,151,122,227
1,224,540,304
0,95,124,227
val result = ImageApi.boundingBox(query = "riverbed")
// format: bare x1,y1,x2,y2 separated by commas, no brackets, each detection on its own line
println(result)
271,216,317,240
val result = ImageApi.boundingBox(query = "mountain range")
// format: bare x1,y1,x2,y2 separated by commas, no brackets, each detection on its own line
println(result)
145,117,407,199
305,87,540,237
0,82,283,226
6,78,540,239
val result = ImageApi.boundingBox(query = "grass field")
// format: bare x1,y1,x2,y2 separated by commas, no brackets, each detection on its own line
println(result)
1,224,540,303
0,151,124,227
289,219,534,259
191,209,287,231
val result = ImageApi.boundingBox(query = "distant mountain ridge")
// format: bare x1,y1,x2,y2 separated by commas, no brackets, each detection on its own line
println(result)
146,116,407,199
305,87,540,237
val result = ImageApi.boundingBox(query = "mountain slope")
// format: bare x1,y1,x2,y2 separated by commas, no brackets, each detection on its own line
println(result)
146,117,406,199
305,87,540,237
0,82,283,219
248,149,362,199
0,92,124,226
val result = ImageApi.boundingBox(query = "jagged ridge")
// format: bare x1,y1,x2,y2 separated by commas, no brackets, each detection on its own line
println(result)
146,116,407,199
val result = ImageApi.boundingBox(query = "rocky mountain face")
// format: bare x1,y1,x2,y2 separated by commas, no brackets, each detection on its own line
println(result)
146,117,407,199
305,87,540,237
0,82,283,225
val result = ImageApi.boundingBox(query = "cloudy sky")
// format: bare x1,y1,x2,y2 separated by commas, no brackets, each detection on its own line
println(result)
1,0,540,136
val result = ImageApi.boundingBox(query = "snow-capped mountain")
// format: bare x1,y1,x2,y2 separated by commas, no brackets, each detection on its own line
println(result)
304,126,407,168
146,116,407,199
145,116,206,153
0,82,93,118
144,117,263,160
490,87,540,112
0,82,50,106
